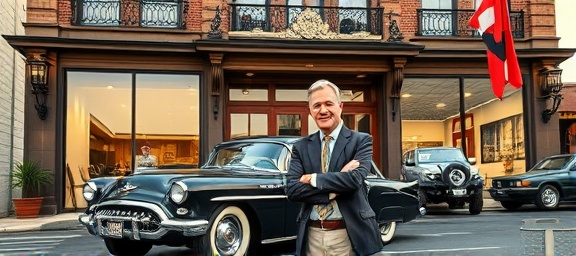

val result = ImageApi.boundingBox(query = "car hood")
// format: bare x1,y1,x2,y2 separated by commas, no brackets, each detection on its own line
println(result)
493,169,560,180
95,168,283,204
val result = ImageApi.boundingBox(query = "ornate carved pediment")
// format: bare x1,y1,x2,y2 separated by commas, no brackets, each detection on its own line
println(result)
285,8,338,40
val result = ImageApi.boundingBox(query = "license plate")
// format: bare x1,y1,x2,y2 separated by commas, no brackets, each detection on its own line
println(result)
452,189,466,196
106,221,123,238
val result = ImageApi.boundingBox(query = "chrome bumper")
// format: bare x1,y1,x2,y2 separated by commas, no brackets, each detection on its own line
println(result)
78,200,209,240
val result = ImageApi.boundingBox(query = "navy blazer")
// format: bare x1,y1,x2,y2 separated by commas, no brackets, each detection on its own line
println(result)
286,126,382,256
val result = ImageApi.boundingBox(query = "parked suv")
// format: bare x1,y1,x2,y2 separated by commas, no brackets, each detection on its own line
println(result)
401,147,484,215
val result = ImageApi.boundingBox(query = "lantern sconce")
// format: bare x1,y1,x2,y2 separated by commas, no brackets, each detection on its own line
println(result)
26,54,50,120
538,66,563,123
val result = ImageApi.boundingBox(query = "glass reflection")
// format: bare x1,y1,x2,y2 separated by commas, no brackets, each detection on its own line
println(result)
135,73,200,171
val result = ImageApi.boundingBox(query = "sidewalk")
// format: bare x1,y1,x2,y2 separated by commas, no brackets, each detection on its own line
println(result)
0,212,83,233
0,198,504,234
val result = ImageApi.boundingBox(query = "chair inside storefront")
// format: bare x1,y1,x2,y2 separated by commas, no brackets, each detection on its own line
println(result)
66,163,85,211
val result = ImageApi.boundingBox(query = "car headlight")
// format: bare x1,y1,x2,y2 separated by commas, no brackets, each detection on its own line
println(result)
170,181,188,204
517,180,531,187
83,182,97,202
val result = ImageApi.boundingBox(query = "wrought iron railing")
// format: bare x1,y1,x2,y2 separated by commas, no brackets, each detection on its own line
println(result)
72,0,188,29
416,9,524,38
229,4,383,36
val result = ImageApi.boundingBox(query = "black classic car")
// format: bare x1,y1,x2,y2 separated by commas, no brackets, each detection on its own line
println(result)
489,154,576,210
401,147,484,214
79,136,424,256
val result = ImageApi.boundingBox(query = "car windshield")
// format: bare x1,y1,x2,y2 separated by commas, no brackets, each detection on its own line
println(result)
417,148,467,163
204,142,289,171
532,155,575,170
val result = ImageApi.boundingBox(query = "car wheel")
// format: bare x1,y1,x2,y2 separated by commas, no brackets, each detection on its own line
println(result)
379,221,397,245
104,238,152,256
500,201,523,210
468,191,483,215
535,185,560,210
197,205,251,256
441,163,470,188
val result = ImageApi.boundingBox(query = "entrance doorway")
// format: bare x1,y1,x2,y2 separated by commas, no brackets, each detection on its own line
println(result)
226,79,379,165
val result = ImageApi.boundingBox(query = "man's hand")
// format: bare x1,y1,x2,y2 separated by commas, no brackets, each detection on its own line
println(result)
341,159,360,172
300,174,312,184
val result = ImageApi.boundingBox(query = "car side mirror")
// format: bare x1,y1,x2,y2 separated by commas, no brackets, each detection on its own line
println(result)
405,160,416,167
468,157,477,165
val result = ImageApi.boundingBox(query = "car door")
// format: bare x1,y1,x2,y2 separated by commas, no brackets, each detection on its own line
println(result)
402,150,418,181
564,160,576,200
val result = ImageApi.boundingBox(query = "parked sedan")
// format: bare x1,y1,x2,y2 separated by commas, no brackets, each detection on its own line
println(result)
79,136,424,256
489,154,576,210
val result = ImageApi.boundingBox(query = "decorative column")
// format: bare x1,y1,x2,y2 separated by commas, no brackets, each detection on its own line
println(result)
210,53,224,121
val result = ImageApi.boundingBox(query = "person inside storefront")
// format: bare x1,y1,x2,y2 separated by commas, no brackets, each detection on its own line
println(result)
137,145,158,168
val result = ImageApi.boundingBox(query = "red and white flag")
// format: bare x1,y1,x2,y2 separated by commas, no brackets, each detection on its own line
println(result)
469,0,522,99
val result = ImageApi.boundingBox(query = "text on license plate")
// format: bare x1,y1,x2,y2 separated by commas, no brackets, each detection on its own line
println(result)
106,221,123,238
452,189,466,196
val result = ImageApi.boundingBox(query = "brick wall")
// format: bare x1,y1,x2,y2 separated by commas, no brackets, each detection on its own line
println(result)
399,0,420,40
0,0,26,217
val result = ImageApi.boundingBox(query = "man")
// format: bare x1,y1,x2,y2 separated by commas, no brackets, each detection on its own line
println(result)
136,145,158,168
286,79,382,256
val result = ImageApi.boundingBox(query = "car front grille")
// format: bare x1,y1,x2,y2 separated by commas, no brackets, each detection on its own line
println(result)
96,206,161,232
492,180,516,188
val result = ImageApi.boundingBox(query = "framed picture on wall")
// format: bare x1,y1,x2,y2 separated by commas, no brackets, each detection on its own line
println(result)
480,114,524,163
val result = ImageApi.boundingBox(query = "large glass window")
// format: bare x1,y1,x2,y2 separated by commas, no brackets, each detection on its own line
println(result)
65,71,200,209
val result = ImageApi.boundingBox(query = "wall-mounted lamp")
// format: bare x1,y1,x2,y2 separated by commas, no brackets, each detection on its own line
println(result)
539,67,563,123
26,54,50,120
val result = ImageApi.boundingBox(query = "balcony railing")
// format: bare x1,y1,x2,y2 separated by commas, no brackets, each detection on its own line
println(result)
72,0,188,29
229,4,383,37
416,9,524,38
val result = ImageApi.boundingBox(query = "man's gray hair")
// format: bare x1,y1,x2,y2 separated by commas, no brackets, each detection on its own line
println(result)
307,79,341,102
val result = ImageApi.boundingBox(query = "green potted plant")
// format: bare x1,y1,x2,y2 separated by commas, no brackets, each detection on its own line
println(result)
11,160,53,218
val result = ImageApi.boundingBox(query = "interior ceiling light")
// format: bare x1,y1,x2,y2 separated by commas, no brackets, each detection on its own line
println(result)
465,92,472,97
305,64,314,68
245,72,254,77
107,85,114,89
356,74,366,78
401,93,412,98
242,89,249,95
436,103,446,108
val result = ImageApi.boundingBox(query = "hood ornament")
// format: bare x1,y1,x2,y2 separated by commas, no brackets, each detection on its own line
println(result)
119,182,138,193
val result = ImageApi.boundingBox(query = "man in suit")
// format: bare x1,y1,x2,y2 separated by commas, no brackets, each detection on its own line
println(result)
286,79,382,256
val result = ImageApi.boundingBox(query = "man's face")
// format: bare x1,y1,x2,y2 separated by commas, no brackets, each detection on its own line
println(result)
308,86,343,135
141,146,150,155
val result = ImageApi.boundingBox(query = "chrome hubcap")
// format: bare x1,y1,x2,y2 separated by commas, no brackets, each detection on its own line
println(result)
380,223,391,235
215,215,242,255
542,189,558,207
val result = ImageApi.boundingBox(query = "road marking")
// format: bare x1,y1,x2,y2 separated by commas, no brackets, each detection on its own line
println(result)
381,246,501,254
414,232,472,237
0,234,81,240
0,246,54,252
0,240,63,245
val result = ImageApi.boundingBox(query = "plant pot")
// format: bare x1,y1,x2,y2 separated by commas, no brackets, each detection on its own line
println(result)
12,197,44,219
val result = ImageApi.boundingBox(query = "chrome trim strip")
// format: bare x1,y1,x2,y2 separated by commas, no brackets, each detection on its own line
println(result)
261,236,297,244
211,195,287,201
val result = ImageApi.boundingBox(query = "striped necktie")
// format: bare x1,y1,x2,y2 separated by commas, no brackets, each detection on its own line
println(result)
316,135,335,220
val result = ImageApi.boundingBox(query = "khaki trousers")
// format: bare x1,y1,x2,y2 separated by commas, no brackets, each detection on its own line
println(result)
306,226,355,256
